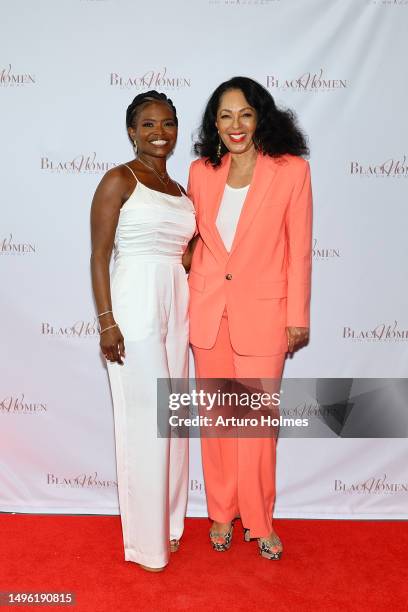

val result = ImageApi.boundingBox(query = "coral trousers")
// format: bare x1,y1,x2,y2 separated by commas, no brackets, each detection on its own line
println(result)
192,311,285,538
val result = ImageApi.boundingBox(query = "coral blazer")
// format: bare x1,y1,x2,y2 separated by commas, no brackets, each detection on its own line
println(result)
187,152,312,356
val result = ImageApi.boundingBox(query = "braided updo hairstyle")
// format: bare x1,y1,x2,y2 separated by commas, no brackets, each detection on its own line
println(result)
126,90,178,128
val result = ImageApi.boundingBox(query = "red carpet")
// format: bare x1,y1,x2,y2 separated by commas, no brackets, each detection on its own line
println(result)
0,515,407,612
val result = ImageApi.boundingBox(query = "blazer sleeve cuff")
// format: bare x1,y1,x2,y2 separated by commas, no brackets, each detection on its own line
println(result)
286,284,310,328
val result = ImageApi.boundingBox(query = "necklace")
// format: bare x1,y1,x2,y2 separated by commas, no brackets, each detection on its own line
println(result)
137,156,171,187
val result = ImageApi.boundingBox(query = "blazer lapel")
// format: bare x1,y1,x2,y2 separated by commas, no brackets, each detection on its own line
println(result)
229,154,278,256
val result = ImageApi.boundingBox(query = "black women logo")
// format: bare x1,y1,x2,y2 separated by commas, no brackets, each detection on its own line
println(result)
110,67,191,90
1,234,36,255
0,64,35,87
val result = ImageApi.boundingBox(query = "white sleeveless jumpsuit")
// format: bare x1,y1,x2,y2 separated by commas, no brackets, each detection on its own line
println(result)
107,165,196,568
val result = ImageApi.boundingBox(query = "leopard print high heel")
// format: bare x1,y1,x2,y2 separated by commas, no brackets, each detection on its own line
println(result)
209,521,234,552
244,528,283,560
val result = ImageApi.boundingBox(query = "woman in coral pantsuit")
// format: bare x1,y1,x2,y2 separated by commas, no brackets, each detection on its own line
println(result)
187,77,312,560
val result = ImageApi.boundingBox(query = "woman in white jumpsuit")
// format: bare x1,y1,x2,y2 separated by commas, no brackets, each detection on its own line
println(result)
90,91,196,572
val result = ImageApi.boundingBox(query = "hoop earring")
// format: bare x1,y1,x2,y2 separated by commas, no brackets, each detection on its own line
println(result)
217,138,222,159
133,140,138,155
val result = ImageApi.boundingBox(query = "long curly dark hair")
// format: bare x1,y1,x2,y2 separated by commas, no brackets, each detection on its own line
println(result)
126,90,178,128
194,76,309,167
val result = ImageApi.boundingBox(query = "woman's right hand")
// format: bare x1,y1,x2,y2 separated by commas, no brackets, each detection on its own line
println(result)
182,234,200,272
100,325,126,365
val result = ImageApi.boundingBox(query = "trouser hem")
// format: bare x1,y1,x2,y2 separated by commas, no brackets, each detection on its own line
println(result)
242,516,275,539
208,512,238,524
124,548,168,568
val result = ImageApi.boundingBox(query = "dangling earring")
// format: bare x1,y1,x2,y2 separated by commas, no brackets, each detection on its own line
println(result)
133,139,138,156
254,137,262,154
217,138,222,159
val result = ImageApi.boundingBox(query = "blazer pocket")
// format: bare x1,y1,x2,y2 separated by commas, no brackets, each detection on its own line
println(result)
255,280,287,299
188,270,205,293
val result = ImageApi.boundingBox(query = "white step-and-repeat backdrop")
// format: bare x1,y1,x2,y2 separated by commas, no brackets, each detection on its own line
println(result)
1,0,407,519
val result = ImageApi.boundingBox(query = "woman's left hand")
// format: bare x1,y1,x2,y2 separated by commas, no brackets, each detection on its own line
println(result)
286,326,309,353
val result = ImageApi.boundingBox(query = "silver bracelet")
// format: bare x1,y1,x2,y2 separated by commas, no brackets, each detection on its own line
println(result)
99,323,118,335
97,309,113,318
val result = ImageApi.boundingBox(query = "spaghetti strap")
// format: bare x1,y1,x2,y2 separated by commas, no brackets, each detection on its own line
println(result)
123,163,138,182
124,163,184,197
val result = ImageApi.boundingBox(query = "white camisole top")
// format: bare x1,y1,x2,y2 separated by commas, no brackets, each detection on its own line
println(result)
216,183,249,252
